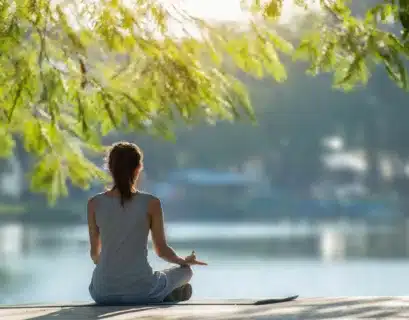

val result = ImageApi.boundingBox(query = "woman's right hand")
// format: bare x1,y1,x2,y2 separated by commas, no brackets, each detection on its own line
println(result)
183,251,207,266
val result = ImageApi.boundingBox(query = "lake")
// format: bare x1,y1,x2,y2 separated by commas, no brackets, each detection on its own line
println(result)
1,220,409,304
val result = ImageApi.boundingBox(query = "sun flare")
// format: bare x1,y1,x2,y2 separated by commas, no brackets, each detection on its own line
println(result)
177,0,321,24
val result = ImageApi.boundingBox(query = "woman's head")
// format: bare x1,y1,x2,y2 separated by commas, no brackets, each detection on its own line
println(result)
106,142,143,206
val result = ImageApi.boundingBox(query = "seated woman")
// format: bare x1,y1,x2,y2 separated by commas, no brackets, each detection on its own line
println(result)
88,142,207,305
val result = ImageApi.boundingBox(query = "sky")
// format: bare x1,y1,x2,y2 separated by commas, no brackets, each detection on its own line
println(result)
179,0,320,24
161,0,321,37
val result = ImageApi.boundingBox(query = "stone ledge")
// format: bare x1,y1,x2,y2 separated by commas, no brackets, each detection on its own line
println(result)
1,297,409,320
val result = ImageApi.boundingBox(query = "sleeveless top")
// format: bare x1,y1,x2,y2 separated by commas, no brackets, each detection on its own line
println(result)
89,191,158,300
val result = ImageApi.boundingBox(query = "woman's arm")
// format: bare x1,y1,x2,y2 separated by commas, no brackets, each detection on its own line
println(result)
87,197,101,264
148,197,186,265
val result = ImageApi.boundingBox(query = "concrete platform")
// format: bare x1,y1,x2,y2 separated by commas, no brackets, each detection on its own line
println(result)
1,297,409,319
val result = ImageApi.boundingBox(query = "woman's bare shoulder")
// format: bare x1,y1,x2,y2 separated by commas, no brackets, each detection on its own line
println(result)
137,191,160,202
139,192,162,214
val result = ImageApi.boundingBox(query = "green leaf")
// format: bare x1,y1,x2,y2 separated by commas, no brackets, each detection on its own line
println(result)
263,0,283,19
0,126,15,157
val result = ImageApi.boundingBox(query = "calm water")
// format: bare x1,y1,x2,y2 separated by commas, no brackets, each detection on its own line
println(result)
1,221,409,304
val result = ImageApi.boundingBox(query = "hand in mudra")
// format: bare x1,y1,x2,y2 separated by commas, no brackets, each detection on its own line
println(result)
184,251,207,266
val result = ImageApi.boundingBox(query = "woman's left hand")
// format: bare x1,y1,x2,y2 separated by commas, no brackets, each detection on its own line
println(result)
184,251,207,266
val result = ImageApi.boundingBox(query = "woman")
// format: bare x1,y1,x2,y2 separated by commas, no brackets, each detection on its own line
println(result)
88,142,207,305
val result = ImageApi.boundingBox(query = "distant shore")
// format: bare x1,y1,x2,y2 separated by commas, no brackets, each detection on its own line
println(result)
0,200,85,224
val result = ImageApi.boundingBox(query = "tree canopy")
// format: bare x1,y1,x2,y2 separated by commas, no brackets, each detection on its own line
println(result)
1,0,409,201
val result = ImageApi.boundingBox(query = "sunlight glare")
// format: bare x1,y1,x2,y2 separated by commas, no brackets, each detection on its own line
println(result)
178,0,321,24
160,0,321,38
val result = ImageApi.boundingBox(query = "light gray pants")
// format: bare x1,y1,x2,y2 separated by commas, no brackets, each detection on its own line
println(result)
89,266,193,304
148,265,193,302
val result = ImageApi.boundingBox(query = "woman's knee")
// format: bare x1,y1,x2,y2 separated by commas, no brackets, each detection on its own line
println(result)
181,265,193,281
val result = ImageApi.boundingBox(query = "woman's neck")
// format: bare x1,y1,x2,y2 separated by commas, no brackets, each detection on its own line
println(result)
108,186,138,196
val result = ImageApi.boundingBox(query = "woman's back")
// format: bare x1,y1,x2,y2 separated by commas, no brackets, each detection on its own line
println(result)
90,191,155,299
88,141,204,305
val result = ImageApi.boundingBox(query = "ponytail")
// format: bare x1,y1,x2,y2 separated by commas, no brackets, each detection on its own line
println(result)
107,142,143,207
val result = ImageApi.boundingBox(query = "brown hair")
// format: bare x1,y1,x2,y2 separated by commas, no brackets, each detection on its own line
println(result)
106,142,143,207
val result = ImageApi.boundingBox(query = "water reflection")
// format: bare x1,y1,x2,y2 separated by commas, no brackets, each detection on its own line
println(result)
1,220,409,304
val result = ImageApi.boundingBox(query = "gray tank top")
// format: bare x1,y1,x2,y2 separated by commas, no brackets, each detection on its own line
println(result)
90,191,156,298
